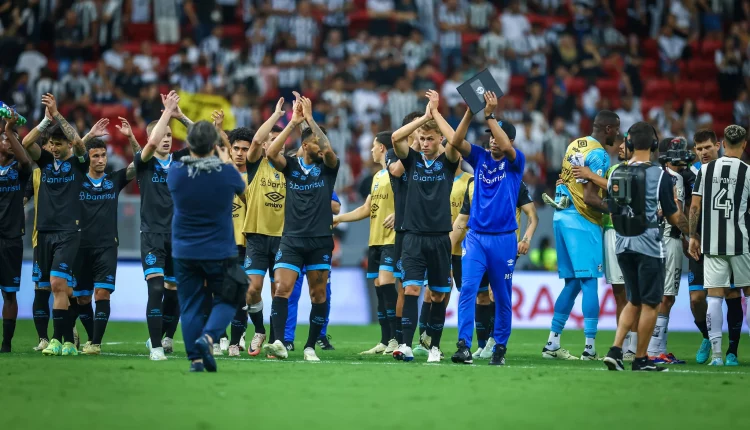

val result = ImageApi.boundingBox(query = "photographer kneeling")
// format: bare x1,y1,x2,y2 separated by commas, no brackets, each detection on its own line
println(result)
168,121,248,372
602,122,690,372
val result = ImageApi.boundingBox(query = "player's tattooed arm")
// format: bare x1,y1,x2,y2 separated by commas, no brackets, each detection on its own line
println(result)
518,202,538,255
41,93,85,157
450,108,473,159
333,194,371,226
126,162,136,180
450,214,469,249
162,92,194,129
4,111,31,167
266,100,305,171
250,98,285,163
115,116,142,156
296,92,337,168
582,181,608,212
143,91,180,162
688,197,701,238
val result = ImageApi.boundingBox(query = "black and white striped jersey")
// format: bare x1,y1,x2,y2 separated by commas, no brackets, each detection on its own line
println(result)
694,156,750,256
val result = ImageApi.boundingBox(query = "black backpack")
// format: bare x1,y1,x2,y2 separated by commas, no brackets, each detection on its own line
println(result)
607,163,657,237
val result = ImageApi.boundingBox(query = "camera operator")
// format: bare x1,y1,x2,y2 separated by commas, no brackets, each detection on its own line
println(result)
602,122,690,372
644,137,695,363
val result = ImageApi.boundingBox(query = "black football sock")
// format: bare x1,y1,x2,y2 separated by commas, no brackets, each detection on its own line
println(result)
419,300,431,337
65,300,77,344
146,277,165,348
92,300,110,345
395,316,403,344
2,319,16,348
305,301,328,349
375,287,389,345
270,297,288,344
249,305,266,334
727,297,743,356
268,316,276,343
230,307,248,345
402,295,419,348
428,299,447,349
695,319,709,340
161,289,179,338
52,308,67,342
475,303,493,348
33,289,51,340
78,301,94,342
382,283,398,341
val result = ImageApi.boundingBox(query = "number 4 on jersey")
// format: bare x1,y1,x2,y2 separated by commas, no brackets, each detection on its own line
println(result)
712,188,733,219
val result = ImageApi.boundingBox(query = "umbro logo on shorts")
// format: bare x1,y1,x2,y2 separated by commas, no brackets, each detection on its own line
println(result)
275,250,282,262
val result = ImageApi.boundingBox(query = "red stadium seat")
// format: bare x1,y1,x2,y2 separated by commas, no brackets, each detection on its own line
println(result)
687,60,718,80
642,39,658,58
675,81,702,102
564,77,586,96
640,98,663,118
123,42,141,55
222,25,245,43
701,39,723,56
640,59,658,79
99,105,129,120
509,75,526,97
702,81,720,100
126,23,155,43
644,79,673,96
597,79,620,99
696,100,716,115
82,61,97,75
709,102,734,121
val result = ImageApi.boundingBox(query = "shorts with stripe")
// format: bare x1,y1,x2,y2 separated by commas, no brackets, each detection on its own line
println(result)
402,233,451,293
367,245,396,279
394,230,405,279
73,246,118,297
663,236,682,296
0,237,23,292
140,232,175,283
244,234,281,279
274,236,334,275
37,231,80,284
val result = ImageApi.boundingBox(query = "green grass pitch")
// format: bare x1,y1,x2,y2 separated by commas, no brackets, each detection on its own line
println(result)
1,321,747,430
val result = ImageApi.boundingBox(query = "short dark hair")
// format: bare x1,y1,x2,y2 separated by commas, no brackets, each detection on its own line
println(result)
724,125,747,147
628,122,656,151
186,121,219,156
402,111,422,126
593,110,620,131
86,138,107,152
229,127,255,144
301,126,327,143
693,129,717,144
48,124,68,142
375,131,393,150
271,125,283,133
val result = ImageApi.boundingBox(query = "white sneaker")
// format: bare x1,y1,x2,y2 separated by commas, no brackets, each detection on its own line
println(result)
248,333,266,356
542,347,579,360
472,347,484,359
708,357,724,366
420,332,431,350
228,345,240,357
162,337,173,354
361,343,387,354
239,333,246,350
303,347,320,361
480,338,496,359
220,337,229,352
33,338,49,351
262,340,288,359
393,344,414,362
383,339,399,354
213,343,223,356
149,347,167,361
427,346,442,363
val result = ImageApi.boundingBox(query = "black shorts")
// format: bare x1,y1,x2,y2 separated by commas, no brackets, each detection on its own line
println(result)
688,255,705,291
451,254,490,292
37,230,80,285
275,236,334,275
617,252,665,306
244,234,281,279
394,231,405,279
367,245,396,279
0,237,23,293
140,232,175,283
402,233,451,293
73,246,118,297
237,245,246,265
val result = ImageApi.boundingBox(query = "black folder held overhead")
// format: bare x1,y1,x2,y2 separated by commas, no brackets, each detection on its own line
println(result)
456,68,505,115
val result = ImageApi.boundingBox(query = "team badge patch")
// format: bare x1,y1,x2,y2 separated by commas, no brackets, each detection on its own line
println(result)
275,250,282,262
145,253,157,266
103,180,114,190
8,169,18,180
310,166,321,177
433,161,443,171
323,255,330,263
244,256,252,268
61,162,71,173
688,271,694,283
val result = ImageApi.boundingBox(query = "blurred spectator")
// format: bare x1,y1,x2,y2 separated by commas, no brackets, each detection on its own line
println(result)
170,63,204,94
468,0,495,32
437,0,466,73
98,0,125,49
550,34,579,76
135,84,163,126
72,0,98,49
571,0,595,40
735,90,750,129
615,95,643,132
623,34,643,97
130,0,151,23
103,40,127,71
402,29,433,71
15,42,47,84
322,75,352,128
346,30,371,58
480,20,510,93
200,26,224,67
501,0,530,54
133,41,160,83
115,57,144,102
324,29,347,62
716,38,743,100
326,114,351,155
387,77,419,129
8,72,31,119
649,98,680,138
275,34,309,100
56,9,86,71
543,116,569,191
592,17,626,57
184,0,218,42
34,68,61,120
61,60,92,102
441,70,463,108
658,20,686,79
579,36,602,80
290,1,319,51
394,0,419,36
367,0,394,37
669,0,696,34
247,16,271,64
514,114,544,181
230,93,253,129
414,63,437,92
581,77,600,119
315,0,351,38
627,0,650,38
352,80,382,127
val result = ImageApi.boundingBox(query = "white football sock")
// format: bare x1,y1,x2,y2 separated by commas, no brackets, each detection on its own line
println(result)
661,316,670,354
648,316,667,356
707,296,724,359
628,332,638,353
584,337,596,355
623,331,631,351
547,331,561,350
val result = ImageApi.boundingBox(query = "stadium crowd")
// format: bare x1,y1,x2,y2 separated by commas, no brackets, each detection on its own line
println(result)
0,0,748,203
